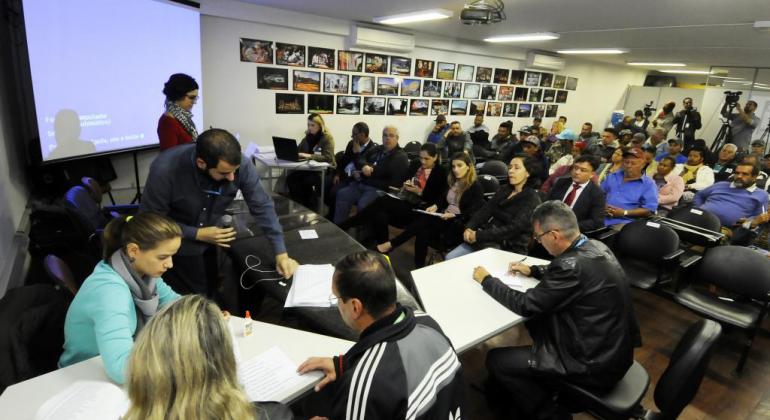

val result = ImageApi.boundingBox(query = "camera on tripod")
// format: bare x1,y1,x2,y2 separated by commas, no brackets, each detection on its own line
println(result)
643,101,655,118
724,91,742,106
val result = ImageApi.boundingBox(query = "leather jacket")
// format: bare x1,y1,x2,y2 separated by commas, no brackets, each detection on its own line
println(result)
481,237,641,384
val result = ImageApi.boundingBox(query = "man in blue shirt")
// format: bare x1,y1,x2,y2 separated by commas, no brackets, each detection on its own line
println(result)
141,128,299,296
655,138,687,164
425,114,448,144
601,147,659,226
693,162,769,227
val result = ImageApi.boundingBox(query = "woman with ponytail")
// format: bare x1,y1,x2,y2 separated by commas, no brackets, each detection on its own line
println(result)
59,212,182,384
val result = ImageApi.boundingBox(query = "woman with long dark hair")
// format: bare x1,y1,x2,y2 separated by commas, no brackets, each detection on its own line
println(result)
158,73,199,150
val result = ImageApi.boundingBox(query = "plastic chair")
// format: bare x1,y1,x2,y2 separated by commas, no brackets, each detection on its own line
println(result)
477,159,508,183
403,141,422,160
666,206,722,248
674,245,770,374
612,220,684,291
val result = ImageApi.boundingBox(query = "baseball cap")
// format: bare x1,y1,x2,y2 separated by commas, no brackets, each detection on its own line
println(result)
667,138,683,145
521,135,541,147
622,147,643,159
519,125,532,135
619,129,633,137
556,129,577,141
751,140,765,147
435,114,447,122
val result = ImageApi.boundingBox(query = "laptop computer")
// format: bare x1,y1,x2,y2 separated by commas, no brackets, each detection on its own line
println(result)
272,136,300,162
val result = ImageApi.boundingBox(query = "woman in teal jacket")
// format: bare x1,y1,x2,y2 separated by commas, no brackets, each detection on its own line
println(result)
59,212,182,384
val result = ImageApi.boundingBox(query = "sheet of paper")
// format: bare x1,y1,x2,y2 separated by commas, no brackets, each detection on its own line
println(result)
35,381,129,420
489,269,527,288
238,346,305,402
385,192,404,201
413,209,443,217
285,264,335,308
299,229,319,239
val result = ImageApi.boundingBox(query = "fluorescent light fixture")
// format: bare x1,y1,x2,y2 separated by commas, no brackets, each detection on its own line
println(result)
627,62,686,67
659,69,712,75
484,32,560,43
556,48,628,54
373,8,452,25
708,76,743,80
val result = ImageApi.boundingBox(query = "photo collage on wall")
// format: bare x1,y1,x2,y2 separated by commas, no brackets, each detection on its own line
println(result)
241,38,577,116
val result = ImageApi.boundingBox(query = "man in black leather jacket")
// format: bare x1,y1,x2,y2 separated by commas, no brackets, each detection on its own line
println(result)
473,200,640,419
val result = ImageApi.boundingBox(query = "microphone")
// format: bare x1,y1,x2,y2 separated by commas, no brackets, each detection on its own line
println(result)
219,214,233,229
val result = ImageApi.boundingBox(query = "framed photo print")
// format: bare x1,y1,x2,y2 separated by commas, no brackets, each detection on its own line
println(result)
422,80,442,98
365,53,388,74
532,104,546,119
498,86,513,101
481,84,497,100
387,98,408,115
542,89,556,103
566,77,578,90
400,78,422,97
275,43,305,67
493,68,510,84
257,67,288,90
323,73,349,94
336,95,361,114
308,47,335,69
414,59,435,78
546,104,559,118
528,88,542,102
486,102,502,117
443,81,462,98
352,75,375,95
463,83,480,99
363,97,386,115
475,66,492,83
338,50,364,72
431,100,449,116
517,103,532,118
555,90,568,103
469,100,486,116
275,93,304,114
410,99,429,116
436,62,456,80
510,70,525,85
451,100,468,115
525,71,541,86
502,102,517,117
240,38,272,64
377,77,399,96
307,94,334,114
539,72,554,87
514,87,528,101
553,75,567,89
456,64,474,81
390,56,411,76
293,70,321,92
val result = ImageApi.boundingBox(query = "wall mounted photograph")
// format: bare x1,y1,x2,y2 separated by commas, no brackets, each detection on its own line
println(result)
514,87,528,101
400,78,422,97
307,94,334,114
475,66,492,83
510,70,525,85
469,100,486,115
494,69,510,84
517,103,532,117
539,73,553,87
556,90,568,103
546,104,559,118
410,99,429,116
456,64,474,81
532,104,546,118
338,50,364,72
553,75,566,89
423,80,442,97
275,93,304,114
542,89,555,103
323,73,349,94
431,99,449,116
240,38,272,64
387,98,408,115
308,46,335,69
415,59,435,78
363,97,386,115
352,75,374,94
528,88,542,102
502,102,517,117
293,70,321,92
566,77,578,90
481,84,497,100
437,62,456,80
486,101,502,117
451,100,468,115
498,86,513,101
525,71,541,86
443,81,462,98
390,56,411,76
336,95,361,114
275,42,305,67
463,83,480,99
377,77,399,96
257,67,288,90
365,53,389,74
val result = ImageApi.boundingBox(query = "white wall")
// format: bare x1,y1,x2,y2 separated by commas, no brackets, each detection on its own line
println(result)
106,0,647,200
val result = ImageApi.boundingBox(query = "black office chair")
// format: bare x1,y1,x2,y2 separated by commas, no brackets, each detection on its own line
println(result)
478,174,500,199
612,220,684,291
403,141,422,160
674,245,770,374
477,159,508,183
666,206,722,248
560,319,721,420
43,255,79,296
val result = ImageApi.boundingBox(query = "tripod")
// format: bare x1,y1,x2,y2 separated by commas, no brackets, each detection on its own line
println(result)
759,119,770,155
710,103,736,153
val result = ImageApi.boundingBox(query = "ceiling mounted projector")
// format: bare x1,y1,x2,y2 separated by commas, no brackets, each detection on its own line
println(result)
460,0,506,25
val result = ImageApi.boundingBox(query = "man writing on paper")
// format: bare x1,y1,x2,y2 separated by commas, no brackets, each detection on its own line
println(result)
297,251,464,420
472,201,640,419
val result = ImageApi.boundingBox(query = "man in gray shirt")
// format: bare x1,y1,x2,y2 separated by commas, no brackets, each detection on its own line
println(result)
437,121,474,162
722,100,759,152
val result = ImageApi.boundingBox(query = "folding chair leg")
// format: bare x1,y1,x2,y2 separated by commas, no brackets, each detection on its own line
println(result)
735,325,760,375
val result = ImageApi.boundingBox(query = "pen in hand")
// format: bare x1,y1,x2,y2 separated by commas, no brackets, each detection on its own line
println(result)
508,256,527,274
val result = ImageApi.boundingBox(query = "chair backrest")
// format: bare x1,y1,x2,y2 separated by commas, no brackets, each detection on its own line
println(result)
478,174,501,198
63,185,107,233
478,160,508,182
80,177,103,204
699,246,770,301
403,141,422,159
667,206,722,246
614,220,680,262
43,255,79,296
654,319,722,419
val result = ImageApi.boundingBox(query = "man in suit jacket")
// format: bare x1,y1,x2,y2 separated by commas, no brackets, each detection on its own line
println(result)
546,154,606,232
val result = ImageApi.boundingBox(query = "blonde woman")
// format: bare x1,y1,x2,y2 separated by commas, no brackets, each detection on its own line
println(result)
287,113,336,209
124,295,292,420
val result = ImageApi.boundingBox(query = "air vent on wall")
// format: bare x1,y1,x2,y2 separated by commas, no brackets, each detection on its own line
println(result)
526,52,565,71
348,24,415,53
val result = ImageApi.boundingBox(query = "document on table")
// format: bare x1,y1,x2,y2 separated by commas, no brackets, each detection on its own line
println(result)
35,381,129,420
285,264,335,307
489,269,530,289
299,229,319,239
238,346,305,402
413,209,443,217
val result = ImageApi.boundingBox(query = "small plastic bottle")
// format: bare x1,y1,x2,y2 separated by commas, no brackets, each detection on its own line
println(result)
243,310,253,337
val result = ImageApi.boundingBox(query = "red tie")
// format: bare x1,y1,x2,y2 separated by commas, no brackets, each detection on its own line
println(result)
564,182,582,207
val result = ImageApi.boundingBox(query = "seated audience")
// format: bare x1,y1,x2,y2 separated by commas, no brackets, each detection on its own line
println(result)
633,109,649,133
679,146,715,203
334,126,409,224
472,201,639,419
547,129,578,174
615,115,640,135
158,73,199,151
124,295,292,420
446,154,542,259
763,153,770,173
655,138,687,164
542,120,565,154
519,135,550,182
287,113,336,209
601,147,658,226
297,251,464,419
644,127,668,156
426,114,449,144
546,154,606,232
481,120,518,161
751,140,766,156
338,143,447,244
59,213,182,384
618,129,634,147
654,156,685,215
587,127,620,163
467,113,490,137
376,152,483,267
694,161,769,227
734,210,770,252
437,120,474,162
559,115,568,125
578,122,599,146
711,143,738,182
327,122,374,219
540,150,597,194
642,146,658,177
597,148,623,183
531,117,548,139
742,154,769,190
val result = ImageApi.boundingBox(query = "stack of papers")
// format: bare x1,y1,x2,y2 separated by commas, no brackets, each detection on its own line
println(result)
238,346,305,402
284,264,335,308
35,381,129,420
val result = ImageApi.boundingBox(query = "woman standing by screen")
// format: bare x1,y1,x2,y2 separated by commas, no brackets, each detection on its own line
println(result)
158,73,199,151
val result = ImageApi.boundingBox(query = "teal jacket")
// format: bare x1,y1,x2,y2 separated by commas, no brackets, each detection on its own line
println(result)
59,260,180,384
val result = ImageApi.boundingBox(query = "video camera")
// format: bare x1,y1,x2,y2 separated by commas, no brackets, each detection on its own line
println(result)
643,101,655,118
724,91,742,106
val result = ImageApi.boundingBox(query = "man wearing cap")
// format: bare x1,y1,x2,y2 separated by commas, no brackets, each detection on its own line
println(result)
437,120,474,162
601,147,659,227
672,97,702,150
751,140,766,156
520,135,550,182
655,138,687,164
426,114,449,144
545,129,577,171
587,128,620,163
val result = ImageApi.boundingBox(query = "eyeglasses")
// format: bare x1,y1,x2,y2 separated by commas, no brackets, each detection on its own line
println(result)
186,94,199,102
329,294,339,306
534,230,556,243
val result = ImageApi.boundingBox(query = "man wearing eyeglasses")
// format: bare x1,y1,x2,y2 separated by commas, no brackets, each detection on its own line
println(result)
471,200,640,419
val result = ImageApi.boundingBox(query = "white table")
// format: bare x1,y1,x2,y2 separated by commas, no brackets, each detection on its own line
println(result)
0,318,354,419
253,152,330,213
412,248,548,354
